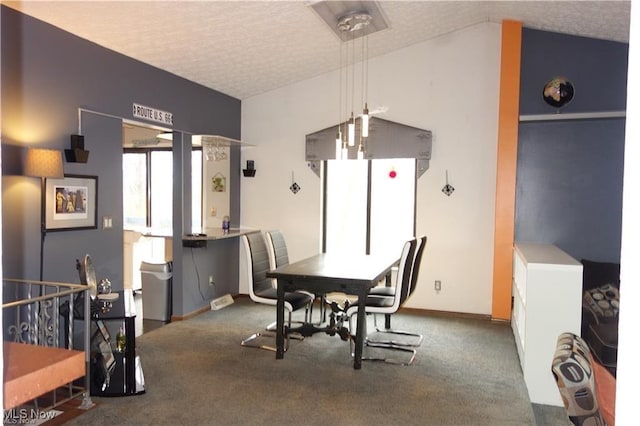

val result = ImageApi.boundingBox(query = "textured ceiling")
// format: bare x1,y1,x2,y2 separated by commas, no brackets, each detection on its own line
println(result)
3,1,631,100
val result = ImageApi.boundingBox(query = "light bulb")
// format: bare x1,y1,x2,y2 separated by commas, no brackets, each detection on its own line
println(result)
361,104,369,138
357,146,364,160
348,113,355,146
335,132,342,160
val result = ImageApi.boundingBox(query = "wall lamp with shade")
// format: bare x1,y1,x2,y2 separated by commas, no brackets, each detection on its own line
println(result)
24,148,64,281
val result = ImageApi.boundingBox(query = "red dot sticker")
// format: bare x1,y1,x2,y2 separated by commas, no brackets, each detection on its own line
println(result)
389,170,397,178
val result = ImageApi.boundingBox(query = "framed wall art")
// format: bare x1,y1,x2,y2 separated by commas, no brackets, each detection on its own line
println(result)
212,172,226,192
45,174,98,231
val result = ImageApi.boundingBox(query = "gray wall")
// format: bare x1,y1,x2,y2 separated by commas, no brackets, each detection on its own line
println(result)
515,28,628,263
1,6,241,316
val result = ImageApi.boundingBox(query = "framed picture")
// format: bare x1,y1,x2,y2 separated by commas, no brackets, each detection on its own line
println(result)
212,173,226,192
45,174,98,231
97,339,115,372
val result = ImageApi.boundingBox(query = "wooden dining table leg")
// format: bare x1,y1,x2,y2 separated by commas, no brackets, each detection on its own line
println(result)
276,278,285,359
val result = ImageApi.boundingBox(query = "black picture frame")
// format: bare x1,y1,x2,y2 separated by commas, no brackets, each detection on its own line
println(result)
96,319,110,342
97,339,115,372
45,174,98,231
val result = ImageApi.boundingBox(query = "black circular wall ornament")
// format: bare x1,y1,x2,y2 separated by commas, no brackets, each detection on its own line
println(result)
542,77,575,108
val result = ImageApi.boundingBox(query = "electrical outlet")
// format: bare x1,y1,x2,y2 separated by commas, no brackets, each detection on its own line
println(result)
209,276,215,286
434,280,442,292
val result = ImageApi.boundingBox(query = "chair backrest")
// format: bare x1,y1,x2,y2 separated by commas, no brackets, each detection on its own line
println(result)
241,232,273,299
265,230,289,270
403,235,427,302
389,238,417,312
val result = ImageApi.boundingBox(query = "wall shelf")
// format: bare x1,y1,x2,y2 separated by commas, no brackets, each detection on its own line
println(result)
520,110,626,122
196,135,254,148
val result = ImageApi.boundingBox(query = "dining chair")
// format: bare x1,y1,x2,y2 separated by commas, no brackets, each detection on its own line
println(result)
264,229,324,325
344,237,418,365
240,232,314,352
367,235,427,347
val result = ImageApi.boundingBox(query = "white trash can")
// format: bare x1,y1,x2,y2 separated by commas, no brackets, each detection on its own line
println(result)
140,261,172,322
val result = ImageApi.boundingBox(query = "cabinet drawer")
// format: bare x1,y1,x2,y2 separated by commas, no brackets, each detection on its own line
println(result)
513,249,527,304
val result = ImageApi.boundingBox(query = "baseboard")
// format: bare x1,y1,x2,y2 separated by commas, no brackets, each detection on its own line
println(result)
171,305,211,322
399,306,493,322
171,294,243,321
171,295,496,323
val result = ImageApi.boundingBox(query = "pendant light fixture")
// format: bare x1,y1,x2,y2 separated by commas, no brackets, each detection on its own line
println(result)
313,1,388,160
336,34,344,160
361,32,370,139
347,28,356,147
337,11,372,157
358,29,369,160
348,114,356,146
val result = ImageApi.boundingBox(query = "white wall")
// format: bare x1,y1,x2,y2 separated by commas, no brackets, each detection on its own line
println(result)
240,23,501,315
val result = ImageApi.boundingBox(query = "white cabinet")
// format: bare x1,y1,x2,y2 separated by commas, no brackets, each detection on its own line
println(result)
511,243,583,406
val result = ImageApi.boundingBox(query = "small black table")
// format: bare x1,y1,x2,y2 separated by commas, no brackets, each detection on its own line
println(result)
77,290,145,396
267,253,398,369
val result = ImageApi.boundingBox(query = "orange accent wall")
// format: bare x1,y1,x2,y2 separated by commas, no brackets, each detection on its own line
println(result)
492,20,522,320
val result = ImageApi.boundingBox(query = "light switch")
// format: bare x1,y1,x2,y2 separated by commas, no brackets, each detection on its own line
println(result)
103,216,113,229
210,207,217,217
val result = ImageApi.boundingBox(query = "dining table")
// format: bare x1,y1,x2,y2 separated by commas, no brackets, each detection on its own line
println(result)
266,252,399,369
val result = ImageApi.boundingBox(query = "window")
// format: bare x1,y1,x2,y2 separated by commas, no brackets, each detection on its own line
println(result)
150,151,173,229
123,148,202,231
123,152,147,228
191,150,202,231
324,158,416,257
369,159,416,256
325,160,368,254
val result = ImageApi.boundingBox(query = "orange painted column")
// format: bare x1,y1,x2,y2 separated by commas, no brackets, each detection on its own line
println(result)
492,20,522,321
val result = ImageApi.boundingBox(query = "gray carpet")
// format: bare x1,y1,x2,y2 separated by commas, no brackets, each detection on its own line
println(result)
69,298,570,425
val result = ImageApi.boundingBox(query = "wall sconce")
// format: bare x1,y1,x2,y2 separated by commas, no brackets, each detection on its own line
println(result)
64,134,90,163
243,160,256,177
24,148,64,281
